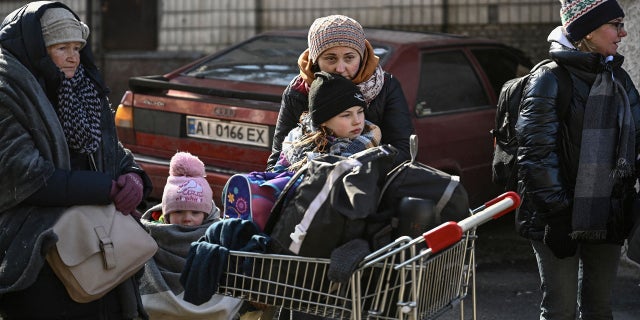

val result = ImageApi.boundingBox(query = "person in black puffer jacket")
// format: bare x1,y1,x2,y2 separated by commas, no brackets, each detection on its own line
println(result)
515,1,640,319
265,14,413,171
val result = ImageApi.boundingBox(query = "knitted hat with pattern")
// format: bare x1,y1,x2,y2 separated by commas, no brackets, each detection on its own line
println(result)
162,152,213,222
40,7,90,48
308,71,366,128
559,0,624,42
307,15,366,63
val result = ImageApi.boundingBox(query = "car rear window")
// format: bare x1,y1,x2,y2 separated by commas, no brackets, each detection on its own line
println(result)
184,35,392,87
184,35,307,86
471,48,527,98
416,50,489,116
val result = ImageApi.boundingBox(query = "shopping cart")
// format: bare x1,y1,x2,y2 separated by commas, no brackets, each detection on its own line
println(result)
217,192,521,320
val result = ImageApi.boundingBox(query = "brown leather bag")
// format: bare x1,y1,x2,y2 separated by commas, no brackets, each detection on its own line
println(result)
46,204,158,303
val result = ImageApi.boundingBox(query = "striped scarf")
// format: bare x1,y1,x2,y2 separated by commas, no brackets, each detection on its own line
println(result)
572,59,635,240
55,64,102,154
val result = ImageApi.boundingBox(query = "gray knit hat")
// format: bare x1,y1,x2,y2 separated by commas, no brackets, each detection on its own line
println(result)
40,7,90,48
307,15,366,63
559,0,624,42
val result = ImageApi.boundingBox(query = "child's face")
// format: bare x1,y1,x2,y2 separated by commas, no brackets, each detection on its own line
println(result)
323,106,365,139
169,210,205,226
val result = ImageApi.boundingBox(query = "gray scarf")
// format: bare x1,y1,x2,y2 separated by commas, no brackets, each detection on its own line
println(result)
572,61,635,240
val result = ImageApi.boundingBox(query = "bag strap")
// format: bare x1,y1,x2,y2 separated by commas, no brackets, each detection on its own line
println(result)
95,226,116,270
433,175,460,221
547,62,572,120
288,158,362,254
376,135,418,206
536,60,572,119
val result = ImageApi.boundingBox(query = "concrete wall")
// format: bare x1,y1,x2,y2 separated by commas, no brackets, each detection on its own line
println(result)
0,0,637,102
153,0,562,54
619,0,639,88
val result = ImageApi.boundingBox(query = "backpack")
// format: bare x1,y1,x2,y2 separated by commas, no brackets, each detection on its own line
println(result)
222,171,293,231
372,135,470,248
491,59,572,191
263,145,397,258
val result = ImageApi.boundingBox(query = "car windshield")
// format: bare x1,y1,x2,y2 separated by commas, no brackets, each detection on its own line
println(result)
184,34,391,86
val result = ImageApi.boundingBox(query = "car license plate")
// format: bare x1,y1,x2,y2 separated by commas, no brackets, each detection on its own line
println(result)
186,116,269,147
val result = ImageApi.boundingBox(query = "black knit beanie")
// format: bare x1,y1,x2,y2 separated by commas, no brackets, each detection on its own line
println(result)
559,0,624,43
308,72,366,128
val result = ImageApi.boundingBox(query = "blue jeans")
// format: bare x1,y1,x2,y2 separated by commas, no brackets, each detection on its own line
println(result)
531,240,621,320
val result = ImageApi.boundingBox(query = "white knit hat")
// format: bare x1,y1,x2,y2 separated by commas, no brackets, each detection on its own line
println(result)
40,7,90,48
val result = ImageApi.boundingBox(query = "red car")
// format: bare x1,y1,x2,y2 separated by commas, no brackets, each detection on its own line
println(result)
115,29,531,207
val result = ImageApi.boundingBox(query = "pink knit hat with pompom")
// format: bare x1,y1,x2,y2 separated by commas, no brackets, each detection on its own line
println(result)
162,152,213,222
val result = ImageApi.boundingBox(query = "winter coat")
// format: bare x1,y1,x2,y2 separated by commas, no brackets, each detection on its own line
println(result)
0,1,151,319
266,72,413,170
515,42,640,243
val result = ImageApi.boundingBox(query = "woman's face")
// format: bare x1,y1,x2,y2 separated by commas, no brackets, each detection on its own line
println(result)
46,41,82,78
322,106,365,139
588,18,626,56
316,46,361,80
169,210,205,226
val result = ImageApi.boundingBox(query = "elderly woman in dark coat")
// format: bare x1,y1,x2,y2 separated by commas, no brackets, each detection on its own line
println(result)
0,1,152,319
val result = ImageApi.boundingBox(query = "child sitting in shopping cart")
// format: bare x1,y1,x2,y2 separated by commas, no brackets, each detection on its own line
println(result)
138,151,243,319
222,71,382,235
271,71,381,173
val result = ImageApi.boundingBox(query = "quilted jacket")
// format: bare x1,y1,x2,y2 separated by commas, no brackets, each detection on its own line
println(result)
515,43,640,243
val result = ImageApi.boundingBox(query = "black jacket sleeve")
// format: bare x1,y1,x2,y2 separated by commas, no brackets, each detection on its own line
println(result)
368,74,413,164
266,82,308,171
22,168,113,206
516,69,570,218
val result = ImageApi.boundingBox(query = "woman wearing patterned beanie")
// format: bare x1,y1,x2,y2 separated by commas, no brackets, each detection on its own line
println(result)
515,0,640,318
0,1,152,319
266,14,413,171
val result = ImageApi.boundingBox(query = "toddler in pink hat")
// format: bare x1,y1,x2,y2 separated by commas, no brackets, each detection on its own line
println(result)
160,152,214,226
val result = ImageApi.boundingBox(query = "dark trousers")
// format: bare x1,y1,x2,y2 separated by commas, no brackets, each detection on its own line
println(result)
531,240,621,320
0,262,124,320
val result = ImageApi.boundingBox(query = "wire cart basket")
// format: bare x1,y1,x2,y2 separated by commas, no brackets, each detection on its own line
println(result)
217,192,521,320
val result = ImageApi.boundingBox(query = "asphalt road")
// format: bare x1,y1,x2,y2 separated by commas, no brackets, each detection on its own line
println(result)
436,217,640,320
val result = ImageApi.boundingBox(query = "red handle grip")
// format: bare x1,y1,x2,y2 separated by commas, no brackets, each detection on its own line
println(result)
423,222,463,253
484,191,521,220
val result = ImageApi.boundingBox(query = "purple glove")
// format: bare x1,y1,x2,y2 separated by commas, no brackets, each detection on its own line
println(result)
112,173,143,215
110,180,120,199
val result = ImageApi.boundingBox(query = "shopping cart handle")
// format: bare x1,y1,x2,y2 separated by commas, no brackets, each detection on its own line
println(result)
457,192,520,232
484,191,521,219
423,222,463,253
